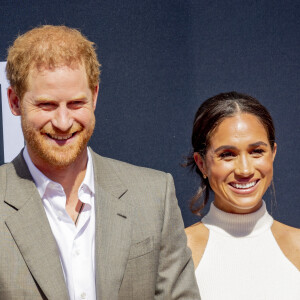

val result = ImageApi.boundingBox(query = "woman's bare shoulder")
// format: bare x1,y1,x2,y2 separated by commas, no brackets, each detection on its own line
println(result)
185,222,209,269
185,221,208,236
272,220,300,246
271,220,300,270
185,222,209,248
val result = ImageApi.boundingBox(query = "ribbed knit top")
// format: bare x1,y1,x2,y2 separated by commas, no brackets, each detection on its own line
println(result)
195,202,300,300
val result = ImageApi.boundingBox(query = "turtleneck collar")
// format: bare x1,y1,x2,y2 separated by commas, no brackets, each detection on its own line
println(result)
202,201,273,238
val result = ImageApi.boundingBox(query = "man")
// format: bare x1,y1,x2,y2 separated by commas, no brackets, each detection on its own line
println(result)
0,25,200,299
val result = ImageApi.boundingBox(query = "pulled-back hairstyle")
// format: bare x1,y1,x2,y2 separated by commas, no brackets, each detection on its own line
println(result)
185,91,276,215
6,25,101,99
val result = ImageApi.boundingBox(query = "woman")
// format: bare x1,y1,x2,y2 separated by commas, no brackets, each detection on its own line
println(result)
185,92,300,299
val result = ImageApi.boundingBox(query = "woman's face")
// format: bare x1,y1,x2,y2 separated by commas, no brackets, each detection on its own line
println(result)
194,113,277,214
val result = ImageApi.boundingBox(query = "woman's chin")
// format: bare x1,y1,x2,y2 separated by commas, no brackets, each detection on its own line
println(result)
214,197,263,214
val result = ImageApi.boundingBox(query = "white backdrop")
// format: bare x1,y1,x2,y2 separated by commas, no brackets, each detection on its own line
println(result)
0,62,24,162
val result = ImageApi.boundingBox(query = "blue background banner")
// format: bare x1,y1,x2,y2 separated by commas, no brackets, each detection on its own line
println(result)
0,0,299,227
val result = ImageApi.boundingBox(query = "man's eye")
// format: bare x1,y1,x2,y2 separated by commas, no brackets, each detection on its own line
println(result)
38,103,55,109
69,101,84,108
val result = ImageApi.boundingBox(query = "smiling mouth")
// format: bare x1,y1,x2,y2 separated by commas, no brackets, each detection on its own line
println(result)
230,180,259,189
46,132,77,140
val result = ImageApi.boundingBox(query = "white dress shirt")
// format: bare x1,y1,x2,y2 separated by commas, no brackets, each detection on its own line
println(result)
23,147,96,300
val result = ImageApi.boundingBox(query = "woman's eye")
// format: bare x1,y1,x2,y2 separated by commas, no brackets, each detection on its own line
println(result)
219,152,235,159
251,148,265,156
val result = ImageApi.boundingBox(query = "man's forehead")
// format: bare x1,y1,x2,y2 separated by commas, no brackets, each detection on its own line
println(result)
26,64,88,87
24,63,90,97
29,61,85,76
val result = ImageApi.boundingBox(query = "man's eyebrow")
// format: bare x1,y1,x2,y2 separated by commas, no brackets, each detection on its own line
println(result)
69,97,88,102
36,96,87,102
36,97,55,102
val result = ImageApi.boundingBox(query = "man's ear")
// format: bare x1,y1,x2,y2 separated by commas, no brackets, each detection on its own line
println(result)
193,152,207,178
7,87,21,116
92,84,99,110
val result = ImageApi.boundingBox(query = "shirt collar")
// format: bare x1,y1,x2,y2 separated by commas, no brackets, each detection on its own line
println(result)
23,146,95,200
79,148,95,199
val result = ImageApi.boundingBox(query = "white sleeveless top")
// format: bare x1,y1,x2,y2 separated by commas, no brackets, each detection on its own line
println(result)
195,202,300,300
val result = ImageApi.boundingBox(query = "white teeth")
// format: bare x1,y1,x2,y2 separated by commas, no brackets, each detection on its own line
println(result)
48,134,72,140
231,181,256,189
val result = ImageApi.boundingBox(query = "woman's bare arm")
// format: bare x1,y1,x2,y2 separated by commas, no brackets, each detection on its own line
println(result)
272,220,300,270
185,222,209,269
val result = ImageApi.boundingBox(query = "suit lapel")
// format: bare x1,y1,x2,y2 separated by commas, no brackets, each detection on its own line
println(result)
91,150,132,299
4,153,69,299
4,150,132,299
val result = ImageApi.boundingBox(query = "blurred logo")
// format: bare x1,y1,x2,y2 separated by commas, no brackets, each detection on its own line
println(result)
0,62,24,163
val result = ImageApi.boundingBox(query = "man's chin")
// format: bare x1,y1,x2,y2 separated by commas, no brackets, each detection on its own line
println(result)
27,142,87,170
24,128,93,170
44,156,78,169
41,147,86,168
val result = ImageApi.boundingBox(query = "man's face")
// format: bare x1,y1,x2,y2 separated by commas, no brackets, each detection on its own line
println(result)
18,64,98,170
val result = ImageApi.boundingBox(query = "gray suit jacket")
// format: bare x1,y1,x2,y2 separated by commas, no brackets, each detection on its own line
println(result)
0,149,200,299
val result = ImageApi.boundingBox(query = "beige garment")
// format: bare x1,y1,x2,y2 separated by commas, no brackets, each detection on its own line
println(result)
0,148,200,300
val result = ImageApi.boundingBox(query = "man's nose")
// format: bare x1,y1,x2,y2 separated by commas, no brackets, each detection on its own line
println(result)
235,154,254,177
52,106,73,131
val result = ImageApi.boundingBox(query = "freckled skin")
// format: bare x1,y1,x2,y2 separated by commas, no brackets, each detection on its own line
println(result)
8,64,99,222
194,113,277,214
9,65,98,172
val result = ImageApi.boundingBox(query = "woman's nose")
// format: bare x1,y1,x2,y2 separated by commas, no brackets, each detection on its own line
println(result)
235,154,254,177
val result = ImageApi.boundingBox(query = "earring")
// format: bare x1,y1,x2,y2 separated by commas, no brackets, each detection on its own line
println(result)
203,174,207,179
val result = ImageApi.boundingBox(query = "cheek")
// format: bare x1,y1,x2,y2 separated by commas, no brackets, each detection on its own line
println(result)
255,157,274,177
30,113,52,129
74,109,95,125
21,106,52,128
208,161,233,181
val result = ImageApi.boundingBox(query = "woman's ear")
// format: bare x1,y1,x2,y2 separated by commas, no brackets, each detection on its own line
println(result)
7,87,21,116
193,152,207,178
272,142,277,162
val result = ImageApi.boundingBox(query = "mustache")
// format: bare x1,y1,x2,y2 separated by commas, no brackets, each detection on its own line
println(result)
40,123,83,135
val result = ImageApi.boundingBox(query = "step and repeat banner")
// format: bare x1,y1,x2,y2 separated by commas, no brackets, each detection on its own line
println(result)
0,1,299,227
0,62,24,163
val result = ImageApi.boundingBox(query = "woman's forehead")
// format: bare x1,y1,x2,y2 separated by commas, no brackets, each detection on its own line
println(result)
209,113,269,147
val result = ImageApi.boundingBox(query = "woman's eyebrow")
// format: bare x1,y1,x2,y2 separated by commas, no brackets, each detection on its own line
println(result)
214,145,237,153
214,141,268,153
249,141,268,147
